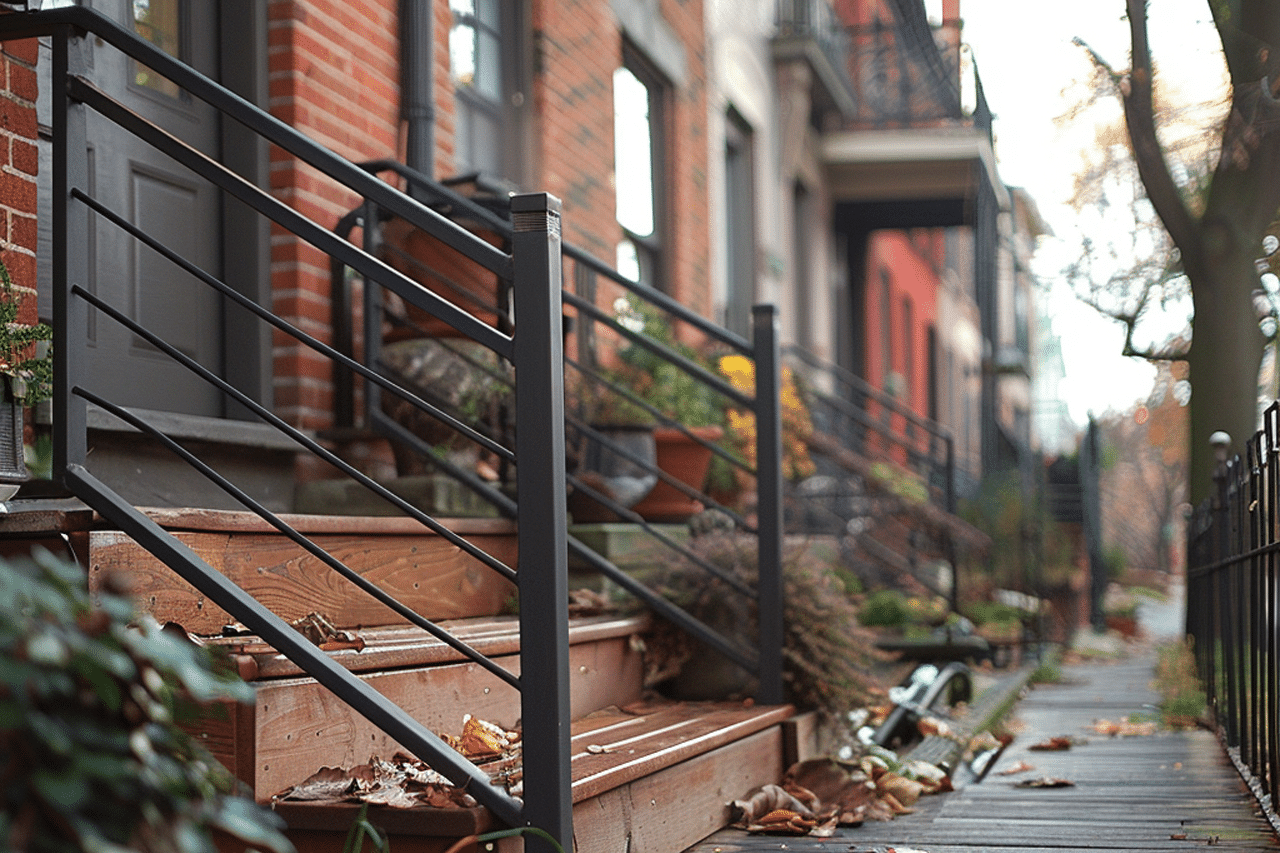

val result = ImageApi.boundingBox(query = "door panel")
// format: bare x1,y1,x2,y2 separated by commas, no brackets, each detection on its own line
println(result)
79,0,224,416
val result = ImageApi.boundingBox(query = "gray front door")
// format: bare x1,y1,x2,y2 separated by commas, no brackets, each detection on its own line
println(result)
80,0,225,417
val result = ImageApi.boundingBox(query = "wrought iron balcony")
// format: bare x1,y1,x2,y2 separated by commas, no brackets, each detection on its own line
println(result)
772,0,857,117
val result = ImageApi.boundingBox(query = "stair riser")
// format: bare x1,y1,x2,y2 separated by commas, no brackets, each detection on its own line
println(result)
92,527,518,632
573,727,784,853
197,635,644,801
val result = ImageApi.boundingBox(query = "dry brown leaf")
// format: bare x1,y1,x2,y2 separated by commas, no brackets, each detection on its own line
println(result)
876,773,925,807
730,784,815,827
1028,736,1073,751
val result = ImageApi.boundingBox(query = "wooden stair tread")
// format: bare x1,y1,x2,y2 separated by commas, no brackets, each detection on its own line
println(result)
569,700,793,802
203,613,650,679
269,699,792,842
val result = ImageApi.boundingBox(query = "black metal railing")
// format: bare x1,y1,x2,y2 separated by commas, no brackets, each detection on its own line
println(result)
15,6,573,847
785,345,955,515
843,1,992,134
1187,404,1280,811
330,159,787,705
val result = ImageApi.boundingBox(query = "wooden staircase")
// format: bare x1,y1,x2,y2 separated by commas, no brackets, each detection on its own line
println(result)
0,502,798,853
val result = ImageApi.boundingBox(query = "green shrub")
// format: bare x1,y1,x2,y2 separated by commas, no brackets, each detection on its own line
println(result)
858,589,911,629
1155,639,1207,728
0,549,293,853
963,600,1023,627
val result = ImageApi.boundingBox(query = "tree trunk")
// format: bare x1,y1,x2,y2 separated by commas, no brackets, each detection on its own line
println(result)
1186,249,1265,503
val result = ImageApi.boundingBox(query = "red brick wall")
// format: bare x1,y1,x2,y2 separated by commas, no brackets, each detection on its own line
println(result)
0,36,39,327
267,0,401,428
531,0,711,317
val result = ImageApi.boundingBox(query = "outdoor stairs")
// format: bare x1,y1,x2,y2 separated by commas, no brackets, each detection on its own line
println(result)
0,501,799,853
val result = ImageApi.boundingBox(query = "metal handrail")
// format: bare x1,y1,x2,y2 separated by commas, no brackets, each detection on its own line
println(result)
20,7,569,844
784,344,955,512
336,159,787,705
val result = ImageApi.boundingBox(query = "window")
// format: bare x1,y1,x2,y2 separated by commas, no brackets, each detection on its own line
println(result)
723,110,755,337
614,55,666,291
132,0,183,98
450,0,521,178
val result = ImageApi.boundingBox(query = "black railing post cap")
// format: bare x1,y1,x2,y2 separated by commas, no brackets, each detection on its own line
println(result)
510,192,562,214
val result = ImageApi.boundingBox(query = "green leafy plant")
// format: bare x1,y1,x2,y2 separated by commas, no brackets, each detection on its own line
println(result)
606,295,725,429
0,257,52,405
858,588,912,629
0,549,294,853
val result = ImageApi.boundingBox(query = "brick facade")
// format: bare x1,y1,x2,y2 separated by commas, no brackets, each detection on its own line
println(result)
0,35,38,327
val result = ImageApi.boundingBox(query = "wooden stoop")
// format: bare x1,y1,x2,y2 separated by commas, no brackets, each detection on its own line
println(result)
0,502,796,853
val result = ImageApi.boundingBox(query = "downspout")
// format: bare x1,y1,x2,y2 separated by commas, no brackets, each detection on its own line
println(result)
401,0,434,189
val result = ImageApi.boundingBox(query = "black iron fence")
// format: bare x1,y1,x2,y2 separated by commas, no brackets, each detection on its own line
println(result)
1187,405,1280,808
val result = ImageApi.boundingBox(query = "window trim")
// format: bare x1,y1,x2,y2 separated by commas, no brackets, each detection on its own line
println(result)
615,42,670,293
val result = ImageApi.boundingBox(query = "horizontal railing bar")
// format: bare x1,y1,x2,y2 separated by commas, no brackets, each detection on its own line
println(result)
566,536,759,673
18,7,513,278
563,471,755,598
62,464,525,826
785,344,951,443
67,73,515,358
71,283,519,588
370,409,519,517
562,248,752,354
565,355,749,475
72,188,514,464
563,290,751,410
566,415,751,532
359,159,515,239
357,158,754,356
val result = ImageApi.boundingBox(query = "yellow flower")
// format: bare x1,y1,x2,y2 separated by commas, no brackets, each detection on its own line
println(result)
717,355,815,481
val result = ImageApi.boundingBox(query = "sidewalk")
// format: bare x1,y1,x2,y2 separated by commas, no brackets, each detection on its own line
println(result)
691,603,1279,851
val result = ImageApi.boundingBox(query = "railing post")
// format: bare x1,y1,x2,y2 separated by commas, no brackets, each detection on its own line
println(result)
511,192,572,852
52,26,89,477
752,304,785,706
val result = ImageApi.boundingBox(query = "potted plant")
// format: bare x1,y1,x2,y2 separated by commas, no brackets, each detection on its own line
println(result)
0,256,52,497
607,296,725,522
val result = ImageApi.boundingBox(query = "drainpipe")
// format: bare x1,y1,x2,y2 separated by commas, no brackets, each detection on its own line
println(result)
401,0,434,189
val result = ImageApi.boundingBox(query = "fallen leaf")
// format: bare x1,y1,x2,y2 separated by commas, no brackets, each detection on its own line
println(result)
586,744,611,754
994,760,1035,776
730,784,816,827
1028,736,1073,751
1014,776,1075,788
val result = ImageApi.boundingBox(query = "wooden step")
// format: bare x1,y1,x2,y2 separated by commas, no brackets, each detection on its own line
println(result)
192,614,649,801
273,699,795,853
0,502,519,631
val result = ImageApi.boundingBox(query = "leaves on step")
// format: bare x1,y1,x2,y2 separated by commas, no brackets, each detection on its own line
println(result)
993,759,1036,775
274,755,477,809
290,612,366,651
273,715,524,810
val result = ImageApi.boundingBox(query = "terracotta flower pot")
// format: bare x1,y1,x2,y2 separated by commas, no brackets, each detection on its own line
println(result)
631,425,724,522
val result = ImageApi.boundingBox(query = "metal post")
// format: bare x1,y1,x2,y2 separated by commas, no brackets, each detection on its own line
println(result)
511,192,572,853
52,26,89,477
752,304,785,706
360,199,382,428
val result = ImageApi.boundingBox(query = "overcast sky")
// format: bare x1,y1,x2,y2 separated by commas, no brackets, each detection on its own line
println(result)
959,2,1226,426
